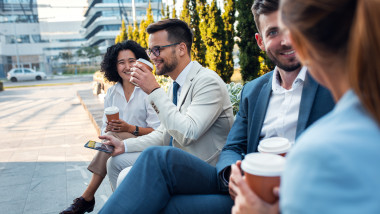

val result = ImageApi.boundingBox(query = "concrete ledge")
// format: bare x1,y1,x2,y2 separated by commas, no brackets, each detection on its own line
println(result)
77,89,103,135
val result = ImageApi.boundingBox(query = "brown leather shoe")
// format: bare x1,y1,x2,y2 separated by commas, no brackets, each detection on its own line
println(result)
60,197,95,214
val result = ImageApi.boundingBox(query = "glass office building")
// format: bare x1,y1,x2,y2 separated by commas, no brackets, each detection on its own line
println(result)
83,0,162,52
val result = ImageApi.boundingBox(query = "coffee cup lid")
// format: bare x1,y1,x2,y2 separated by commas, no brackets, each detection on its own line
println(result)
104,106,119,115
137,58,154,70
258,137,291,154
241,153,286,177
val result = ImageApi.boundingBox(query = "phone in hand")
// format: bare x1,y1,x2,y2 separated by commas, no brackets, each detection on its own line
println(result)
84,140,114,153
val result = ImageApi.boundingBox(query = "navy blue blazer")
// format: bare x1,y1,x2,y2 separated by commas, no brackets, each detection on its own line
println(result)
216,70,335,187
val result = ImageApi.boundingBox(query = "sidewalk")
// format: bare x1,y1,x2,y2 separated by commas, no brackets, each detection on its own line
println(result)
0,83,111,214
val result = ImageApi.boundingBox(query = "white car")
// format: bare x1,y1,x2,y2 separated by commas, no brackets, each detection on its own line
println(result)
7,68,47,82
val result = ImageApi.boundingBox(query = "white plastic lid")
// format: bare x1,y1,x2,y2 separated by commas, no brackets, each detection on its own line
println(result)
241,153,286,177
258,137,291,154
104,106,119,115
137,58,154,70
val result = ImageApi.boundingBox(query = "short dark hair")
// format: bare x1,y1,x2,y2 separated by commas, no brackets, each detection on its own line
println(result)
146,19,193,55
251,0,279,33
101,40,149,83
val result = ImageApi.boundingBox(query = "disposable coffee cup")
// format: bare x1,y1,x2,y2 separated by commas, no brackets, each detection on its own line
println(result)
104,106,119,122
258,137,291,156
130,59,154,86
241,153,286,204
136,58,153,71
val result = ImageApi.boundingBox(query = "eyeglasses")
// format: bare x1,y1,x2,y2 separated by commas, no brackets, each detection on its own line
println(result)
146,43,180,57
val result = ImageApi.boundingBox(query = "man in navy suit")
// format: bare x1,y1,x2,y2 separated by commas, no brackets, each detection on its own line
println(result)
99,0,335,213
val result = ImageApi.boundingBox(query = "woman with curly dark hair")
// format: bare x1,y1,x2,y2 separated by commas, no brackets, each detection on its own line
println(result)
60,40,160,214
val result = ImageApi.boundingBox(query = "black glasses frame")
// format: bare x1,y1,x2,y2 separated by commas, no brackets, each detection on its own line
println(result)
147,43,180,57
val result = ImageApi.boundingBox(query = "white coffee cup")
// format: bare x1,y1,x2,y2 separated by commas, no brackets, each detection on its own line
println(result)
136,58,154,71
258,137,292,156
104,106,119,122
241,153,286,204
130,58,154,86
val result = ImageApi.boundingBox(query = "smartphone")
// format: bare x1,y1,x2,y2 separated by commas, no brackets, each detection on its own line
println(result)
84,140,114,153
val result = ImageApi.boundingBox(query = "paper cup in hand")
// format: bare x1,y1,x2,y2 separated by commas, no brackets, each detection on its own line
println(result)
136,58,154,71
258,137,292,156
241,153,286,204
130,58,154,86
104,106,119,122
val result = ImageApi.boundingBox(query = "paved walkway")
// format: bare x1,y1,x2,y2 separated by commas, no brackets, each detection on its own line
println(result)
0,82,111,214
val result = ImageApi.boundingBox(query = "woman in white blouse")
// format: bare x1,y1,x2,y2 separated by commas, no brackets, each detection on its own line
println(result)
60,40,160,214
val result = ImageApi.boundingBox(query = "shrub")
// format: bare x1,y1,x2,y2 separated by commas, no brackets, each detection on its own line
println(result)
226,82,243,115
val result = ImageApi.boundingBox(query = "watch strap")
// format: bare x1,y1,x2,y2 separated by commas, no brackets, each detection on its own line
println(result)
133,125,139,136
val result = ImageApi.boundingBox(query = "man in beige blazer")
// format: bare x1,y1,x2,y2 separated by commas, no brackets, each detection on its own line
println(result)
101,19,234,189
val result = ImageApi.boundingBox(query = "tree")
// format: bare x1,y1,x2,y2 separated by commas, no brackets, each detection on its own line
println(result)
221,0,236,82
204,0,227,81
59,51,73,65
198,0,209,67
132,21,140,43
172,0,177,18
236,0,261,82
76,45,101,65
139,2,154,48
180,0,190,24
161,3,166,20
115,19,127,44
127,24,134,40
166,5,170,19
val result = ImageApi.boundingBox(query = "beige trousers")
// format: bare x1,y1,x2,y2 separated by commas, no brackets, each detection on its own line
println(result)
87,131,136,177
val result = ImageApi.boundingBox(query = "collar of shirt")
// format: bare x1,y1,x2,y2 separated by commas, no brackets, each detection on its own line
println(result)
173,61,193,95
272,66,307,94
115,82,137,103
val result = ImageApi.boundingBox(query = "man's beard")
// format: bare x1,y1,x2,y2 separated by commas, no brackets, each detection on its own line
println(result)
267,47,301,72
156,50,178,76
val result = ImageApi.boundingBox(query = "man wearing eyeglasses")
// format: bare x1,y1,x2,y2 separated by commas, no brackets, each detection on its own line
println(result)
101,19,235,189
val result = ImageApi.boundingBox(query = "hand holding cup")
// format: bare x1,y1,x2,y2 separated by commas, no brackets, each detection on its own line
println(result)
130,58,160,94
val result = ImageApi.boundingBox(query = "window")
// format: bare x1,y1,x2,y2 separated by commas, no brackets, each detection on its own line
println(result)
17,35,30,43
6,36,16,44
24,69,32,73
14,69,22,73
102,25,120,31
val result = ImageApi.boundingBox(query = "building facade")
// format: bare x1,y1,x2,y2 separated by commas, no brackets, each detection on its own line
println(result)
0,0,45,77
83,0,162,52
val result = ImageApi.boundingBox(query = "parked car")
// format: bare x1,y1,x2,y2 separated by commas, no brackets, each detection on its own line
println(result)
7,68,47,82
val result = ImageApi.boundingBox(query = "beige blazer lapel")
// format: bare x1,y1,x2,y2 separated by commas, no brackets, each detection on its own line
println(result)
177,62,202,109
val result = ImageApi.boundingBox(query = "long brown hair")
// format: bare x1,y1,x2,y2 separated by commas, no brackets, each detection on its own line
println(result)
280,0,380,126
348,0,380,125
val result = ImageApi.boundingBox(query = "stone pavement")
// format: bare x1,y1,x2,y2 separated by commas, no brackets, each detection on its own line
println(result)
0,82,112,214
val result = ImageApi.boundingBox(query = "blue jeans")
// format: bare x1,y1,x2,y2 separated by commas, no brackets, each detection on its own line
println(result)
100,146,233,213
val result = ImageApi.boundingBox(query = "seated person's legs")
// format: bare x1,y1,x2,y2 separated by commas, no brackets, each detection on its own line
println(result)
160,194,233,214
107,152,141,190
60,131,135,214
100,147,228,213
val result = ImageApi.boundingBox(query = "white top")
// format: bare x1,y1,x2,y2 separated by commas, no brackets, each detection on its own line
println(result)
174,61,193,99
101,83,161,135
260,66,307,143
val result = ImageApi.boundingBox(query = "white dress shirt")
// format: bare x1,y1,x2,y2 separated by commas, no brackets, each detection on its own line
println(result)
173,61,194,99
260,66,307,144
102,83,160,135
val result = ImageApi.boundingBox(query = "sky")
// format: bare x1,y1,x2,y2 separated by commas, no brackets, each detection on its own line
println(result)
37,0,88,22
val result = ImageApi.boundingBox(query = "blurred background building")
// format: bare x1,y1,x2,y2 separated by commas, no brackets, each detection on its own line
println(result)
83,0,161,53
0,0,163,77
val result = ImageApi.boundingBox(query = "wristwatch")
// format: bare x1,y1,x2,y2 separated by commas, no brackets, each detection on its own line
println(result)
133,126,139,136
